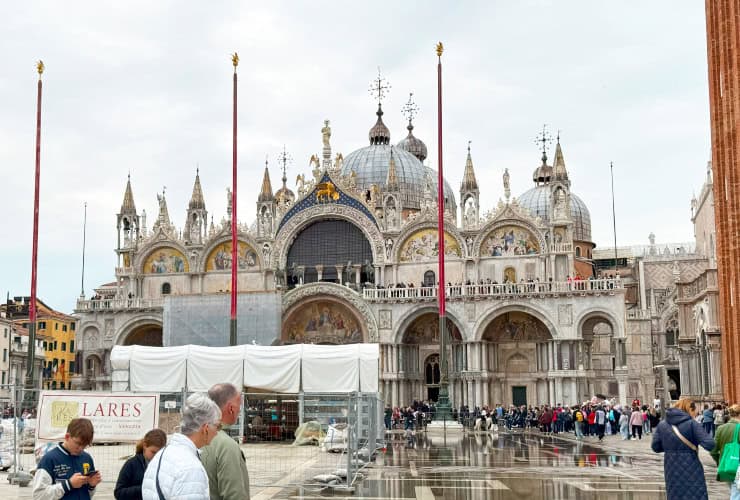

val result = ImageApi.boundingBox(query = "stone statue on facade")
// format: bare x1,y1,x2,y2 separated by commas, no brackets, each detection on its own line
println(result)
503,168,511,201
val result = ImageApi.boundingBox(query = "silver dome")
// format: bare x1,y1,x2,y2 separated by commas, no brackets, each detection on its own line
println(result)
516,185,592,242
340,143,456,212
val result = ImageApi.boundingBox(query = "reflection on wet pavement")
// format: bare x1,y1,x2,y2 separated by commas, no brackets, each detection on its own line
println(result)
279,430,726,499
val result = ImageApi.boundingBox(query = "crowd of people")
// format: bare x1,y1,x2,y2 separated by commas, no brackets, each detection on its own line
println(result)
370,272,621,297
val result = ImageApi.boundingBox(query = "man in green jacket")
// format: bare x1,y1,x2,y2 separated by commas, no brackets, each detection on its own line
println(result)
201,383,251,499
709,403,740,498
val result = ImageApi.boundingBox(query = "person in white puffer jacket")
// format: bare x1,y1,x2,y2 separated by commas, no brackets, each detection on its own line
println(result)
142,393,221,500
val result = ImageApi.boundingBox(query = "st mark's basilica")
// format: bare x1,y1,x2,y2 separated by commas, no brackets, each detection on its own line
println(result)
73,80,661,411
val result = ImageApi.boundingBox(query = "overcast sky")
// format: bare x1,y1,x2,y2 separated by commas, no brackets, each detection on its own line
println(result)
0,1,711,314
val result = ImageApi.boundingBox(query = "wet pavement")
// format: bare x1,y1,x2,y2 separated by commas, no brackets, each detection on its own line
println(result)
278,429,728,500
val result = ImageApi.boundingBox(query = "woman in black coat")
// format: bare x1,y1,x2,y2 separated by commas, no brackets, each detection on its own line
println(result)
115,429,167,500
651,398,715,500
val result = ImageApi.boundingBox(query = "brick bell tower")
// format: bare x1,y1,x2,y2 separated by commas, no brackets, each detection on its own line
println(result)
706,0,740,403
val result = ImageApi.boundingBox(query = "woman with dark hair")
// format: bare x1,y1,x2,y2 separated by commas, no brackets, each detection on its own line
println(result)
114,429,167,500
651,398,715,500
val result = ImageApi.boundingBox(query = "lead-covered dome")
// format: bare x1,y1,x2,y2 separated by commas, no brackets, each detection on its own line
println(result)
517,185,592,242
341,144,456,211
397,123,428,162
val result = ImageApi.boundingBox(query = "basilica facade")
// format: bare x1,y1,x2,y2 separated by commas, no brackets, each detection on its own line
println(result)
74,100,655,409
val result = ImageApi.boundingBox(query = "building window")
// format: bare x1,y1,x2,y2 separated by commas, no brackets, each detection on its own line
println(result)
2,349,6,362
61,342,66,352
71,323,75,331
3,328,7,338
55,323,58,330
575,246,581,257
70,340,74,353
51,381,56,390
162,283,171,295
62,325,67,332
70,361,75,373
39,321,46,330
1,372,4,384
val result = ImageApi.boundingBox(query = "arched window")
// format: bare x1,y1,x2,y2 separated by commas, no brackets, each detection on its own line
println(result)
423,270,436,287
575,246,581,257
161,283,171,295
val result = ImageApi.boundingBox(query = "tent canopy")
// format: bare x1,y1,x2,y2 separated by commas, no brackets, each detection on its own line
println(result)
111,343,379,393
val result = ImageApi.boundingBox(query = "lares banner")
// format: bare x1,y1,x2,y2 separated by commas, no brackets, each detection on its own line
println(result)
36,391,159,442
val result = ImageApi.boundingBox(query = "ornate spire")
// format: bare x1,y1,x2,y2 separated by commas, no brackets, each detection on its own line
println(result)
386,147,399,191
397,92,427,161
258,158,274,202
189,168,206,209
121,174,136,212
368,69,391,145
461,141,478,191
552,132,568,180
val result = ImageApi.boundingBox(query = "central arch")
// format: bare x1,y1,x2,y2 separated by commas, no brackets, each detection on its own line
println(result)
481,310,554,407
286,219,372,284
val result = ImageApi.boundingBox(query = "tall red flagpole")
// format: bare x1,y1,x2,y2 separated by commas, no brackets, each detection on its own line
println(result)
230,53,239,346
26,60,44,389
435,43,451,421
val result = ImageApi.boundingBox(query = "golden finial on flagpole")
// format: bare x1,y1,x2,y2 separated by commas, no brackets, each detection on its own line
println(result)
436,42,444,57
231,52,239,69
36,60,45,77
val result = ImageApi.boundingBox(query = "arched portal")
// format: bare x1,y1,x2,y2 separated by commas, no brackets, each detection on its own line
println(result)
580,314,620,399
286,219,373,286
281,297,365,345
482,311,553,407
123,324,163,346
401,313,462,402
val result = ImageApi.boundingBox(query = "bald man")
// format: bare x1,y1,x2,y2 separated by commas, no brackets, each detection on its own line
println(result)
200,383,250,499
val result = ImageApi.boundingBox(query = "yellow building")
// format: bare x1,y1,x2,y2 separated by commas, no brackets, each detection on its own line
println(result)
3,297,77,390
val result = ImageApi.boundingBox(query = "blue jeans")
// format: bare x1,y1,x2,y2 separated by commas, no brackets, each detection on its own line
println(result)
574,421,584,439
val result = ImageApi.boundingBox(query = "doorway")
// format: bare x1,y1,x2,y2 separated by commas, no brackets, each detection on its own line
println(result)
512,386,527,407
427,387,439,402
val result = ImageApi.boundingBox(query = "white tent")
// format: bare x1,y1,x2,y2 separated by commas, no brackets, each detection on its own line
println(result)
110,343,379,393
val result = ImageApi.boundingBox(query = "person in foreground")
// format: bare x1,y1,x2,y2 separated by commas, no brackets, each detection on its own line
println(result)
33,417,102,500
201,383,251,500
710,404,740,500
651,398,715,500
115,428,167,500
142,393,221,500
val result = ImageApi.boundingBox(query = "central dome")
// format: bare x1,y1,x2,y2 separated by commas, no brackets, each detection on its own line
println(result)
341,144,456,211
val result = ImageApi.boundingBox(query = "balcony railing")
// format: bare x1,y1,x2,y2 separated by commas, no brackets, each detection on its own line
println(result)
362,278,622,302
75,298,164,312
627,309,652,320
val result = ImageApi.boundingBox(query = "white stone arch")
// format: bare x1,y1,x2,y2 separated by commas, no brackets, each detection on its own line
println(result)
134,240,192,274
394,220,466,261
575,308,623,340
473,302,558,342
199,233,263,273
473,218,547,259
114,314,163,346
83,353,104,378
393,306,467,344
281,282,379,342
271,205,385,270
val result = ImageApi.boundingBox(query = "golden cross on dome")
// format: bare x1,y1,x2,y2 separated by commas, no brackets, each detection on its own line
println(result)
534,124,553,155
402,92,419,125
369,67,391,106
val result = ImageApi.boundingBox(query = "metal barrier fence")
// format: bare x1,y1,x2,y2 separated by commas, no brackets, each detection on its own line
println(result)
0,385,384,493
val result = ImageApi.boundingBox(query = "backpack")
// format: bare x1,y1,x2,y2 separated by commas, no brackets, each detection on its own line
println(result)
717,423,740,482
575,411,584,422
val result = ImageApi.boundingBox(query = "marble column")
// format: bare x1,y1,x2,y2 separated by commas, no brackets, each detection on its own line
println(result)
482,342,489,372
353,265,361,285
571,378,578,404
548,379,555,405
315,265,323,281
335,265,344,284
